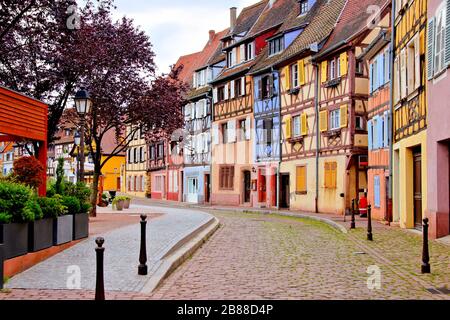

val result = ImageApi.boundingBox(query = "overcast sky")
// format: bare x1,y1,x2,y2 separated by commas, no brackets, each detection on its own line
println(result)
112,0,256,74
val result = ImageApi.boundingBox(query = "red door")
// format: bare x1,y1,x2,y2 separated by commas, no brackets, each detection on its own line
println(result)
258,169,266,203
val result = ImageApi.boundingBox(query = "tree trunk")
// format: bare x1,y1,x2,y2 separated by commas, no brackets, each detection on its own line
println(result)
90,168,101,218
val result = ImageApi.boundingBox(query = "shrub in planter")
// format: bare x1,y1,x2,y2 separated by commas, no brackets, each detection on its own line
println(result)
0,181,36,259
12,156,45,190
29,197,55,252
112,196,125,211
61,196,81,215
123,196,131,209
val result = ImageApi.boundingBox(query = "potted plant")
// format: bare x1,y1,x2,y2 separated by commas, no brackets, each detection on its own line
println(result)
73,202,90,240
53,195,77,245
112,196,125,211
28,197,54,253
123,196,131,209
0,181,37,259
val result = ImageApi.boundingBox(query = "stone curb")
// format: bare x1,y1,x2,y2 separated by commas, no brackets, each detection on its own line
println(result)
140,217,220,294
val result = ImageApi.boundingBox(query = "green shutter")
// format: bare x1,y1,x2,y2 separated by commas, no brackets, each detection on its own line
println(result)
427,18,436,80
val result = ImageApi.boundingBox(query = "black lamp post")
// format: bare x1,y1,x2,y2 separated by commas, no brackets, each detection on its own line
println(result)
74,131,81,182
74,88,92,184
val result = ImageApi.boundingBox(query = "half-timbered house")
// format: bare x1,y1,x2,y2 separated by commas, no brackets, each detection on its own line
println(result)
312,0,389,215
210,2,268,206
392,0,428,229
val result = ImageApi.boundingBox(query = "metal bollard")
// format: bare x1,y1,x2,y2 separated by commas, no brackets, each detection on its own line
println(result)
351,199,356,229
0,244,4,290
421,218,431,274
367,204,373,241
138,214,148,276
95,237,105,300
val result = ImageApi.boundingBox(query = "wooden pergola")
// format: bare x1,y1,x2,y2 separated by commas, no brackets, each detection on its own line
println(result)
0,86,48,196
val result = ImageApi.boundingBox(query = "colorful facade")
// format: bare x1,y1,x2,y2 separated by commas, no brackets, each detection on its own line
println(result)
361,7,393,222
392,0,428,229
425,0,450,238
125,126,147,197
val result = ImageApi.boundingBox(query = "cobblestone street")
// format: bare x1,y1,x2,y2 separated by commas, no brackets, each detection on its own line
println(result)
1,208,449,300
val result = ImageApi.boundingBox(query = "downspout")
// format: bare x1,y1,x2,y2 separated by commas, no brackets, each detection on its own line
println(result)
273,66,281,210
313,61,320,213
388,1,396,222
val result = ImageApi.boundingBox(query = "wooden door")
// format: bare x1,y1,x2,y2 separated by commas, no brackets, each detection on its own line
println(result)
280,174,290,209
244,171,251,203
258,170,267,203
413,149,422,228
204,174,210,203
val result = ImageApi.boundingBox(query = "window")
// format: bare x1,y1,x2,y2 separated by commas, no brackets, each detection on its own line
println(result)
324,162,337,189
355,116,366,131
246,42,255,60
299,0,309,15
293,115,301,137
330,59,336,80
329,109,340,130
219,166,234,190
227,51,233,67
406,35,420,95
141,176,145,193
65,129,72,136
154,176,163,192
263,118,273,147
157,143,164,158
149,145,155,160
374,175,381,208
238,119,246,141
296,166,307,194
218,86,225,102
140,146,145,162
434,6,446,74
188,178,198,194
260,75,273,99
221,122,228,144
291,63,299,88
269,37,284,56
134,148,138,163
235,78,242,97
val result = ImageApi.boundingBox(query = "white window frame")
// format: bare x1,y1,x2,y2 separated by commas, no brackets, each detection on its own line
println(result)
293,115,301,137
434,5,447,75
291,63,299,88
329,109,340,130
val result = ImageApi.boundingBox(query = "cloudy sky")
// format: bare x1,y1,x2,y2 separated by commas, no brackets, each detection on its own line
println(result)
112,0,256,74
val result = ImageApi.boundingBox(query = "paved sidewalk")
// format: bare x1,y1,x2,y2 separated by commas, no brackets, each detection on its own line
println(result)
4,205,213,293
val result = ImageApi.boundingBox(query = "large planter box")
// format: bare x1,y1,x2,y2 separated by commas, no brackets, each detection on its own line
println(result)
28,218,54,252
73,213,89,240
0,223,29,259
53,215,74,246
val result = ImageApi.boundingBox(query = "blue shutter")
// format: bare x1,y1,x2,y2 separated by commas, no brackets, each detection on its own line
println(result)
374,176,381,208
368,120,373,151
445,0,450,66
427,18,436,80
377,116,383,150
383,111,389,148
379,54,385,87
369,64,374,93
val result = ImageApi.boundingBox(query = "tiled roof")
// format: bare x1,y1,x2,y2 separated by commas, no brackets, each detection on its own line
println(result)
174,52,203,86
187,86,210,100
212,59,257,84
195,28,229,71
250,0,347,74
226,0,269,37
246,0,298,38
317,0,390,58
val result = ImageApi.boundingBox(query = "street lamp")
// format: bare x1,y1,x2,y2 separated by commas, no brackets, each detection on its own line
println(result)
74,131,81,182
74,88,92,184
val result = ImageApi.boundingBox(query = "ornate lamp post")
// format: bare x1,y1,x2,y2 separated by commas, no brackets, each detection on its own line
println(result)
74,88,92,184
74,131,81,182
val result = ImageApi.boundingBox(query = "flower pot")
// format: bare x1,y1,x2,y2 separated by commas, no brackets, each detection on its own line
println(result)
53,215,74,246
73,213,89,240
28,218,54,252
0,223,29,259
115,200,124,211
123,199,131,209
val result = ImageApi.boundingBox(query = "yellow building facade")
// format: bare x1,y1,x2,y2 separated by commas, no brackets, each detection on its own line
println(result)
124,126,148,198
392,0,428,229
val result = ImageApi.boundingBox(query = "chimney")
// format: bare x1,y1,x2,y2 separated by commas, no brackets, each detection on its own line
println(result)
209,30,216,42
230,7,237,30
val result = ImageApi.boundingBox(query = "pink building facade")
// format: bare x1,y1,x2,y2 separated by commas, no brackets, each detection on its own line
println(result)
426,0,450,239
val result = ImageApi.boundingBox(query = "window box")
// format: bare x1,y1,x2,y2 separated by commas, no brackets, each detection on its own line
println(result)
323,129,341,137
0,222,29,259
289,136,304,144
324,78,341,88
289,87,300,95
28,218,54,252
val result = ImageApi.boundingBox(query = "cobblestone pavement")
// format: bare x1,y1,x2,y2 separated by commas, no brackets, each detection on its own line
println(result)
1,207,449,300
3,205,212,293
151,211,450,300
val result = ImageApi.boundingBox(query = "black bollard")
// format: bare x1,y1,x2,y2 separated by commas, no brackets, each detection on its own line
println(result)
0,243,4,290
95,237,105,300
138,214,148,276
421,218,431,274
351,199,356,229
367,204,373,241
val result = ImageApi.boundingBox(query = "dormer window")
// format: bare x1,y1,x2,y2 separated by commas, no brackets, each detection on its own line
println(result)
299,0,309,15
269,37,284,56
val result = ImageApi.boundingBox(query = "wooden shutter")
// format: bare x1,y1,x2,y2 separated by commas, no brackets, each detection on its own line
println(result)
368,120,373,151
240,44,245,63
228,119,236,143
301,113,307,136
427,18,435,80
414,36,421,90
383,111,389,148
257,78,263,100
340,53,348,76
446,0,450,66
394,56,400,103
298,60,306,85
296,166,306,193
324,163,330,188
224,83,229,100
331,162,337,188
284,115,292,140
400,48,407,98
241,77,246,96
319,110,328,132
379,54,385,87
212,123,219,145
230,80,235,99
213,88,218,103
245,116,251,140
377,115,384,149
321,61,328,83
340,105,348,128
369,63,374,93
284,66,290,91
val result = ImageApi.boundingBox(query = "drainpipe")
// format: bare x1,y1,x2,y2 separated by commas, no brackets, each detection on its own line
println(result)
273,67,281,210
313,61,320,213
388,1,396,222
